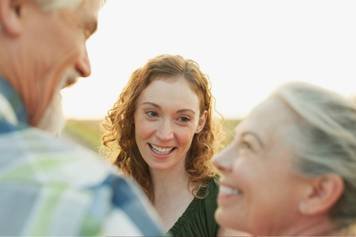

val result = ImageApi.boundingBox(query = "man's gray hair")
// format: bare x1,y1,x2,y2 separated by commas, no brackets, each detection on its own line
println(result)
33,0,82,11
274,82,356,227
34,0,105,11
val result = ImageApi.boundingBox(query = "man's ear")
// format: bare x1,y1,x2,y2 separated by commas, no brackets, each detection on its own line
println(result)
0,0,22,37
298,174,344,216
196,110,207,134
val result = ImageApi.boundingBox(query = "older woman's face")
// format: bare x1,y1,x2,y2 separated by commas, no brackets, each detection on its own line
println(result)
214,97,310,235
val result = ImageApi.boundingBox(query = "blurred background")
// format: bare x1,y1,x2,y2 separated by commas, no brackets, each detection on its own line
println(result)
62,0,356,151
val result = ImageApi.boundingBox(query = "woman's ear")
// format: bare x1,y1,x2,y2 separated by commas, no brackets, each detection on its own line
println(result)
0,0,23,37
298,174,344,216
196,110,207,134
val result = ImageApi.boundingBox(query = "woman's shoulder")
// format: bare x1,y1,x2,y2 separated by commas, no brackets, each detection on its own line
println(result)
195,176,219,200
203,177,219,210
168,177,219,237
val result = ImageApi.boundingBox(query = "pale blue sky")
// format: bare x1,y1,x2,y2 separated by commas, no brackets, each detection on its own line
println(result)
62,0,356,119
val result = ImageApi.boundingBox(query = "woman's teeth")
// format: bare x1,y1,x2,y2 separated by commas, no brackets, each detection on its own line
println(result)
150,144,174,155
220,185,241,195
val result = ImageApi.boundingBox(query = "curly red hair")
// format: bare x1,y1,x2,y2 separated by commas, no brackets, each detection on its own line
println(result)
101,55,222,201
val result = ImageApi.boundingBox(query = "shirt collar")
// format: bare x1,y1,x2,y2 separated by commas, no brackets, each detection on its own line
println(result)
0,76,28,130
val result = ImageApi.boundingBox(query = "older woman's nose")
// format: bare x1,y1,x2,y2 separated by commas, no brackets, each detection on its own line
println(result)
213,147,234,172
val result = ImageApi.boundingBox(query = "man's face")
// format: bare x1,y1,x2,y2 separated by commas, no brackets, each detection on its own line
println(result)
20,0,101,127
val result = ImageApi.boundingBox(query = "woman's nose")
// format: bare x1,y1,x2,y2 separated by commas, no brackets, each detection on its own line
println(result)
213,147,234,172
156,119,174,141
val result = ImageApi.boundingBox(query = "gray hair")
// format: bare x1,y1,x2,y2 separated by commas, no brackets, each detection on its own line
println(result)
33,0,82,11
274,82,356,227
33,0,106,11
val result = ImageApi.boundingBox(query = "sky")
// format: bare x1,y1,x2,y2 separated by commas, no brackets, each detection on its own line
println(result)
62,0,356,120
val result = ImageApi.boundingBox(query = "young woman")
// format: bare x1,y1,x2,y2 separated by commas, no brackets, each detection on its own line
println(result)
102,55,223,237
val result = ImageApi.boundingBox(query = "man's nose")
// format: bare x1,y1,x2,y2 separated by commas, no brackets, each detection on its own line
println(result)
76,46,91,77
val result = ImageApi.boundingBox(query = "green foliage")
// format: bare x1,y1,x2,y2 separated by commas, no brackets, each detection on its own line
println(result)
63,119,241,152
221,119,240,147
63,120,102,152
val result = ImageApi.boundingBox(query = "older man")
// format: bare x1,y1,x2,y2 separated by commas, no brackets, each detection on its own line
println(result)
0,0,163,236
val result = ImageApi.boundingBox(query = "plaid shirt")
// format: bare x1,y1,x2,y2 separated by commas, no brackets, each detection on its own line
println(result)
0,77,164,236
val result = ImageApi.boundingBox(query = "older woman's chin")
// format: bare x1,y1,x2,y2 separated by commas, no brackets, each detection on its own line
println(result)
215,208,251,236
215,208,236,230
37,92,65,136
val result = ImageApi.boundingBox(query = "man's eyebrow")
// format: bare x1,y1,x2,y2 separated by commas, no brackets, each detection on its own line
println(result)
240,131,265,148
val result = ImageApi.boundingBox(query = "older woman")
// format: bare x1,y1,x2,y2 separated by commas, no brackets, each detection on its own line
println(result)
214,82,356,236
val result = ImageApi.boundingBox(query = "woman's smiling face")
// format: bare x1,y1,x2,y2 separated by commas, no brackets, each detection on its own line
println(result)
134,76,206,172
214,97,311,235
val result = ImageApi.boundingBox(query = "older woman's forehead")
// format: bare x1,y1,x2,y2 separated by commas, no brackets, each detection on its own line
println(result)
253,97,295,123
236,97,297,141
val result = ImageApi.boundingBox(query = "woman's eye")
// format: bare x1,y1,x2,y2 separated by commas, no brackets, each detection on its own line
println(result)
238,141,251,151
178,116,191,123
145,111,158,118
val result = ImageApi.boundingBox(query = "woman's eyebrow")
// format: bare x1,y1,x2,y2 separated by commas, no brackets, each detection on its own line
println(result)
240,131,264,148
141,102,160,108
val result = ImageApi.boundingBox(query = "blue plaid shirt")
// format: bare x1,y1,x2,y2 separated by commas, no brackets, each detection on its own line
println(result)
0,76,165,236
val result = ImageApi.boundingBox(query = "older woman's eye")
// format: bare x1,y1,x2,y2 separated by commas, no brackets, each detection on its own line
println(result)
238,141,252,151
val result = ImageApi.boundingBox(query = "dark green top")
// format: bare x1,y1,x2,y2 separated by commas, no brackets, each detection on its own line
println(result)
168,178,219,237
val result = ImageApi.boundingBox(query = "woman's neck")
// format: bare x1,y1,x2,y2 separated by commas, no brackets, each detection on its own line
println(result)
280,216,338,236
150,164,195,231
151,163,190,202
